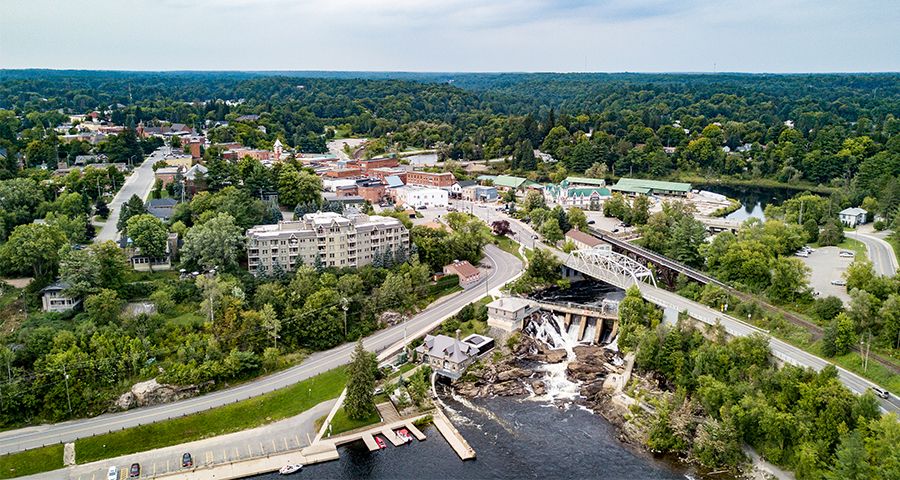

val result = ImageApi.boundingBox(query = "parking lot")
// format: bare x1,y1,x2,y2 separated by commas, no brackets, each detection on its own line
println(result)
798,246,854,304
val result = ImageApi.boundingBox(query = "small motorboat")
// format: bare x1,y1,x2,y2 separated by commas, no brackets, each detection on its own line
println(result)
279,464,303,475
397,429,413,443
375,436,387,449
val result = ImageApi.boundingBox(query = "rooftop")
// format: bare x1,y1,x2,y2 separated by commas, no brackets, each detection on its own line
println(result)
612,178,691,193
415,334,478,364
840,207,867,215
444,260,480,280
493,175,528,189
565,229,603,248
486,296,535,313
565,176,606,187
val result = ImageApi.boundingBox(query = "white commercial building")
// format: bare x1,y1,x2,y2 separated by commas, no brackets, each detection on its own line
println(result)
246,212,409,275
394,186,449,209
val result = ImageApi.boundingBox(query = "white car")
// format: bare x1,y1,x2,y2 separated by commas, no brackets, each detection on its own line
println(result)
831,279,847,286
839,250,855,258
871,386,890,399
108,466,119,480
795,251,809,258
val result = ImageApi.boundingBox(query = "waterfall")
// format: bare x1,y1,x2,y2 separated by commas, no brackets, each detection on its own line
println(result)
528,312,582,402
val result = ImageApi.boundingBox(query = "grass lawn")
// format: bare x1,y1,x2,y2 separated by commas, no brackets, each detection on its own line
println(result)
386,362,417,381
493,235,523,261
0,444,63,479
327,406,382,436
807,341,900,393
835,237,867,257
72,366,347,465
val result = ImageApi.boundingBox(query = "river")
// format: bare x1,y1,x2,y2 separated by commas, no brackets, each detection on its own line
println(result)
249,280,695,480
701,184,793,222
248,396,690,480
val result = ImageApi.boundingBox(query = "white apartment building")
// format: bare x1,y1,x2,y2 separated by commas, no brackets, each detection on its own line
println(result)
394,186,449,209
246,212,409,275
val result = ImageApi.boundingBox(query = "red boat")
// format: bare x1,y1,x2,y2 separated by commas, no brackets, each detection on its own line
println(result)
375,436,387,449
397,429,413,443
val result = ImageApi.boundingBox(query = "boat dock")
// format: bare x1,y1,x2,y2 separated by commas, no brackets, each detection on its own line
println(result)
433,408,476,460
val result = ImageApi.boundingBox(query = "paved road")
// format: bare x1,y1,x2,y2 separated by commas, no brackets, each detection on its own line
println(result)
0,245,522,455
468,203,900,414
846,230,898,277
24,400,336,480
94,149,163,243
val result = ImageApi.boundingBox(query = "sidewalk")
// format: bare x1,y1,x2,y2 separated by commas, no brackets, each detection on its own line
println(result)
21,399,336,480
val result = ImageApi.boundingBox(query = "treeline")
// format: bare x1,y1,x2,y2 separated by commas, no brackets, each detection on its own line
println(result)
617,287,898,478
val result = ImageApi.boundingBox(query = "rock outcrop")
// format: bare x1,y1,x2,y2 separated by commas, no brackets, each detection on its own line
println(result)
379,311,409,327
113,379,204,411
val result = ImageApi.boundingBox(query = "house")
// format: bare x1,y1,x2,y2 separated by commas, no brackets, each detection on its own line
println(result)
839,207,868,227
565,176,606,188
565,229,603,250
443,260,482,287
40,281,81,313
449,180,476,198
415,333,492,380
146,198,178,222
611,178,691,197
154,166,183,187
486,297,540,332
184,164,207,195
162,155,193,169
407,171,456,189
129,233,180,271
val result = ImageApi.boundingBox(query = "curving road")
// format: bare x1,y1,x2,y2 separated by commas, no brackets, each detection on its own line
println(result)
0,245,523,455
846,230,898,277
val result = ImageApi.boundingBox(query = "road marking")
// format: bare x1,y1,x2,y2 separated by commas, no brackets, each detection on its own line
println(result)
206,451,213,464
272,439,277,452
295,434,301,447
248,444,253,457
259,441,265,454
223,448,228,461
283,437,289,450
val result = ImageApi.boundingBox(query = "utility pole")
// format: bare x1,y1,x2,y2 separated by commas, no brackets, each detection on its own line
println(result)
63,364,73,414
341,298,349,337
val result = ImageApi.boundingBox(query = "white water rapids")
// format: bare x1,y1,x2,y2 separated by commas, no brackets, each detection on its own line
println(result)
525,312,584,403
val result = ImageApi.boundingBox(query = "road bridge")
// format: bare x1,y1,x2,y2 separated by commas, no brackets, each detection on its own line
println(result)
558,245,900,413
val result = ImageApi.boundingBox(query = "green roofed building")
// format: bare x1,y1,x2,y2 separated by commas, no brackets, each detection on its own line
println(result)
611,178,691,196
493,174,535,190
545,180,610,211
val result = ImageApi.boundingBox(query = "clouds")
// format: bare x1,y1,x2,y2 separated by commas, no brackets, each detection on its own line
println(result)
1,0,897,72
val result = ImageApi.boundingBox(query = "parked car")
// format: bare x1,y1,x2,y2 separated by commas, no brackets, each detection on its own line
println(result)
107,466,118,480
839,250,855,258
871,386,889,399
373,387,384,395
795,250,809,258
587,220,596,225
181,453,193,468
129,463,140,478
831,279,847,286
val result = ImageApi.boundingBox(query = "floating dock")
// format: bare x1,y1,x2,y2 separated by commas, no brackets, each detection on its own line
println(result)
362,433,380,451
432,409,476,460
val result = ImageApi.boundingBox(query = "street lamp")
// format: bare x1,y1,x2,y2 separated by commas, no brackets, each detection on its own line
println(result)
341,297,349,337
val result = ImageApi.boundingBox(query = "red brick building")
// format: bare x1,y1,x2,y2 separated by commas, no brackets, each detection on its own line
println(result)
407,171,456,188
358,182,386,203
368,167,407,183
359,157,400,172
324,168,362,179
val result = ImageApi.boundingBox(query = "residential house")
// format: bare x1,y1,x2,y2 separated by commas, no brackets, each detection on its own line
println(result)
443,260,482,288
415,333,492,380
839,207,868,227
461,185,498,202
41,281,81,313
449,180,476,198
146,198,178,222
154,166,183,187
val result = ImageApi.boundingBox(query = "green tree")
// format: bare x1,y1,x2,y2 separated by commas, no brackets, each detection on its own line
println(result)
84,289,123,325
278,164,321,208
181,212,245,271
126,214,169,259
822,313,857,357
344,339,377,420
818,221,844,246
767,257,810,302
117,194,147,232
827,430,871,480
566,207,588,231
260,303,281,348
0,223,67,277
58,245,101,298
540,217,564,243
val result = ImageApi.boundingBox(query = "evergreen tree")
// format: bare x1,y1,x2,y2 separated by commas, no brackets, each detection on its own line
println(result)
519,139,537,170
117,194,147,232
345,340,377,420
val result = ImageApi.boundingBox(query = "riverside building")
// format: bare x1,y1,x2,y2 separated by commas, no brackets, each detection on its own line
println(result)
246,212,409,275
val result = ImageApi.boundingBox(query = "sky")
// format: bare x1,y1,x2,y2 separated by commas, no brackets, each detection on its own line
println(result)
1,0,898,72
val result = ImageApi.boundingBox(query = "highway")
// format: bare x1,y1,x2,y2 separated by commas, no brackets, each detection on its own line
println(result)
0,245,523,455
460,202,900,414
846,230,898,277
94,149,163,243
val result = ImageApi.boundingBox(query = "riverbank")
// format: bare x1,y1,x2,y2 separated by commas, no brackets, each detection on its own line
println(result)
679,174,837,195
